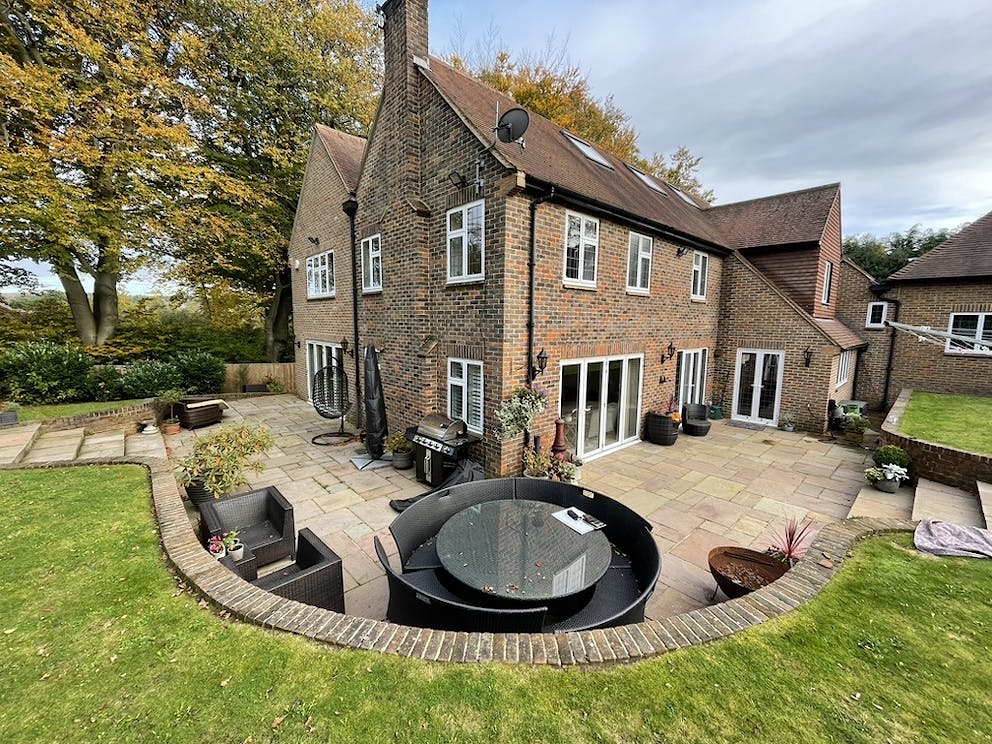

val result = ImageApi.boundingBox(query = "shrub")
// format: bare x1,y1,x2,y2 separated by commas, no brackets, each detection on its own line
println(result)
87,365,126,401
0,341,94,404
176,423,276,498
872,444,911,468
120,359,182,398
173,350,226,394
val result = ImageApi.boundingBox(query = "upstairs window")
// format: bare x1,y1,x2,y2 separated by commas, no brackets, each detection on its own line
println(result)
626,164,667,195
361,234,382,293
561,132,614,169
865,302,888,329
836,350,853,387
448,358,484,433
563,212,599,287
306,250,335,299
821,261,833,305
947,313,992,355
626,232,652,293
447,200,485,283
691,251,708,300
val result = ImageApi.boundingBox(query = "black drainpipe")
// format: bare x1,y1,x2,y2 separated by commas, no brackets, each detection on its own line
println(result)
870,281,900,410
527,186,556,383
342,194,362,429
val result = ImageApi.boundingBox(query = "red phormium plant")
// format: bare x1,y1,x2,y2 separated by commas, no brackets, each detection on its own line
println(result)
767,518,815,567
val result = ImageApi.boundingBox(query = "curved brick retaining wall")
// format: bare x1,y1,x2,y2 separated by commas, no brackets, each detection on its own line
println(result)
5,457,914,665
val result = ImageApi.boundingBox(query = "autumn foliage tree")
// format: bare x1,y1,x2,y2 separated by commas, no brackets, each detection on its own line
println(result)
843,225,955,280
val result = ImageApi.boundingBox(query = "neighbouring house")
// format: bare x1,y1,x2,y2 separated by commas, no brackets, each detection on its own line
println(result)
288,0,869,476
857,208,992,409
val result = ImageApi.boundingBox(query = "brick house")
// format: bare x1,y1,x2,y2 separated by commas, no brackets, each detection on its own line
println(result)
849,208,992,409
288,0,868,475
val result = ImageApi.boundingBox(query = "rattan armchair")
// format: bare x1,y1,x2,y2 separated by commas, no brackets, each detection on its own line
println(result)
681,403,712,437
252,529,344,612
200,486,295,567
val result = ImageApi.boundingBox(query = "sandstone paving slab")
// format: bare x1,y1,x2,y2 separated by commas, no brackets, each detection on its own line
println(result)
669,527,739,572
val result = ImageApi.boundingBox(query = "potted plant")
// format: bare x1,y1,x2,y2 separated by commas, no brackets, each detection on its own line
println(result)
0,402,19,427
839,413,870,443
873,444,911,470
645,395,680,446
779,413,796,432
548,456,579,484
222,530,244,561
386,432,413,469
708,519,814,598
264,376,285,393
522,445,551,478
156,387,186,435
177,422,276,506
206,535,226,560
494,382,548,441
865,463,908,493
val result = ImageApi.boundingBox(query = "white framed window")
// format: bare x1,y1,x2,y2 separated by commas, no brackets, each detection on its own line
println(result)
561,131,613,169
946,313,992,355
361,234,382,293
821,261,833,305
448,358,484,434
865,302,888,329
691,251,708,300
836,350,853,388
675,348,708,408
563,212,599,287
626,232,652,294
305,250,335,299
446,200,485,283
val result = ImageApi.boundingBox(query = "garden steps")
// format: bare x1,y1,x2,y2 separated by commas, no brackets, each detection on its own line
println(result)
77,430,126,459
976,481,992,530
124,430,168,460
0,421,44,465
21,427,86,464
911,478,985,528
847,484,914,521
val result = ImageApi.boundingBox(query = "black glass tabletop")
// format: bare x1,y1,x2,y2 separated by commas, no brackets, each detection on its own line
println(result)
435,499,611,601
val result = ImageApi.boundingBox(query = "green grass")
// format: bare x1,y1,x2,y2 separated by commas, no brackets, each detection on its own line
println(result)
901,391,992,454
14,399,147,422
1,466,991,743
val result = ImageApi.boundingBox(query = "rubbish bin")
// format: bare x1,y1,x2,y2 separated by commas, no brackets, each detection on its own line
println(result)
708,404,723,420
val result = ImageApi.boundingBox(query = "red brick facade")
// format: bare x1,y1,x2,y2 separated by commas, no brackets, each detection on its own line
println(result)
836,258,891,409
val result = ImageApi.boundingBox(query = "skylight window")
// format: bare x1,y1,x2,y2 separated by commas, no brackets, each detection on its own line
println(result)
626,164,667,195
561,131,613,169
668,184,699,208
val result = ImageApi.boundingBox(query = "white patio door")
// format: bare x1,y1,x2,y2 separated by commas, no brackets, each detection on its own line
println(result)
732,349,783,425
305,341,344,402
559,355,642,460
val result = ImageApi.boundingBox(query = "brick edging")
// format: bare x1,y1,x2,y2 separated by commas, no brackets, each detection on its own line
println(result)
2,457,915,665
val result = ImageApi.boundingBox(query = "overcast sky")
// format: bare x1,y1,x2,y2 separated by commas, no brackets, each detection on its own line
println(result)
431,0,992,236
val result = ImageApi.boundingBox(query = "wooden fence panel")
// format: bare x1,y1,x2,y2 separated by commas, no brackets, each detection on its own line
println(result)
222,363,296,394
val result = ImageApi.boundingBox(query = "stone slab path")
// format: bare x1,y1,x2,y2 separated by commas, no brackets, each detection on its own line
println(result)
169,396,874,622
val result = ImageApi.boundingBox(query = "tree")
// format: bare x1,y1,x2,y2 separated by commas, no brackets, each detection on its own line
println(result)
447,31,713,203
171,0,381,361
0,0,221,346
843,225,955,280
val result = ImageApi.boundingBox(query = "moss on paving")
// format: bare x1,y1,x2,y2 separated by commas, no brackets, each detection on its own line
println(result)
901,391,992,455
1,466,991,743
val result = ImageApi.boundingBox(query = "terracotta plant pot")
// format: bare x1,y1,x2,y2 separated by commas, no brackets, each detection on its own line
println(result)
163,420,181,435
707,546,788,599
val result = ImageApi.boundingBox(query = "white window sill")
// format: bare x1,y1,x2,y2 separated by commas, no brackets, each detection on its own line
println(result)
563,280,597,291
626,287,650,296
362,287,383,295
690,295,707,302
865,324,885,330
944,350,992,358
446,276,485,286
307,292,336,300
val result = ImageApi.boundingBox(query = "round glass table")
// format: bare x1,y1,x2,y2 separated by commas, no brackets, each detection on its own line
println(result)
435,499,612,601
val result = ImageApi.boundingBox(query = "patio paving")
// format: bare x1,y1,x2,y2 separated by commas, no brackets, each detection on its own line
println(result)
169,395,873,622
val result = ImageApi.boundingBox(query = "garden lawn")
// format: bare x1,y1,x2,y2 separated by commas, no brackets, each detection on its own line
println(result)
901,391,992,454
15,399,147,422
2,467,991,744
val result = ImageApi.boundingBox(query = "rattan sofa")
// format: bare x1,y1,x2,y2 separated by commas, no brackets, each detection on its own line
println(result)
177,398,226,429
200,486,295,566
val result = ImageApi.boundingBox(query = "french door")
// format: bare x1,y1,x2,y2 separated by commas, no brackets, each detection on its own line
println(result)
676,348,708,408
732,349,783,425
559,355,642,460
305,341,344,402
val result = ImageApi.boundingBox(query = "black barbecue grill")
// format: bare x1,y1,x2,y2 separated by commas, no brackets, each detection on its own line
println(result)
406,414,481,486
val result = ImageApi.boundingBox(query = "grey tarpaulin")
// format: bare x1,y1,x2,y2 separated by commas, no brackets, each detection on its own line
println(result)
914,519,992,559
389,459,486,513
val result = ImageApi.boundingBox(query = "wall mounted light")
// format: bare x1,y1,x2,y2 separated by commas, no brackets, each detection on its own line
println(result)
340,337,355,358
803,346,813,367
293,259,300,270
447,171,469,189
676,245,691,258
294,339,301,349
307,236,319,246
530,348,549,379
666,341,677,361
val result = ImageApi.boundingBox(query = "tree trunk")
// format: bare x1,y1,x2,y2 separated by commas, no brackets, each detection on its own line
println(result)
92,266,120,345
264,267,292,362
57,267,98,346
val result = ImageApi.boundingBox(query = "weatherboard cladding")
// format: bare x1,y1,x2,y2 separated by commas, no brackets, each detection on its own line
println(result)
888,207,992,281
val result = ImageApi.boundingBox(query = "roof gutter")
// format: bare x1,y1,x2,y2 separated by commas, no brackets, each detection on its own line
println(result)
524,179,729,256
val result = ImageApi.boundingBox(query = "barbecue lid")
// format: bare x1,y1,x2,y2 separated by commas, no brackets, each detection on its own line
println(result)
417,413,467,440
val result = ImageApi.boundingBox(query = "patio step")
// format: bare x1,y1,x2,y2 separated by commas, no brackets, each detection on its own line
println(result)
911,477,984,527
0,421,43,465
124,429,168,460
21,427,86,464
847,484,914,521
77,430,126,459
977,481,992,529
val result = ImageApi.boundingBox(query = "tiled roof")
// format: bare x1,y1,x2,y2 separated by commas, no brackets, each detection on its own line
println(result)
418,57,731,249
888,207,992,281
814,318,866,350
706,184,840,249
315,124,366,193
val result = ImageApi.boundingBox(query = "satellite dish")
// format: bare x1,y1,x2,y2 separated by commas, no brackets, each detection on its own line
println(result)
496,107,529,145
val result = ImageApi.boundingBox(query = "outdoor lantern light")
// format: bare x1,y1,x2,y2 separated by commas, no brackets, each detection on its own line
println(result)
307,236,319,246
531,348,549,379
803,346,813,367
666,341,677,361
340,338,353,357
447,170,469,189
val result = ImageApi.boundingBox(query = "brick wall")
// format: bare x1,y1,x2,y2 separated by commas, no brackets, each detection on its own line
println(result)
886,280,992,402
715,253,838,432
836,258,891,410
